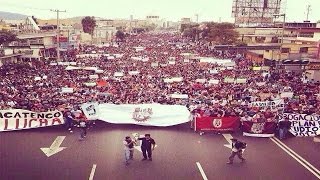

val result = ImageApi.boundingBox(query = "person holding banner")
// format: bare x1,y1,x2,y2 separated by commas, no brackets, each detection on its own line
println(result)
227,138,246,164
278,118,292,140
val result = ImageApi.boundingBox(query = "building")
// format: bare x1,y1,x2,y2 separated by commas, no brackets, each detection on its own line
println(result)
0,48,21,66
9,32,58,61
237,22,320,44
93,26,117,44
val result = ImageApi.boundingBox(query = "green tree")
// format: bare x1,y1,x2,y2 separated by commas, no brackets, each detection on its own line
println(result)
182,24,200,41
81,16,96,36
0,30,17,46
204,22,239,45
115,30,125,41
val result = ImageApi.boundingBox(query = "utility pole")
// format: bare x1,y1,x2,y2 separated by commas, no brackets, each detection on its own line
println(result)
51,9,66,62
306,4,311,21
195,14,199,23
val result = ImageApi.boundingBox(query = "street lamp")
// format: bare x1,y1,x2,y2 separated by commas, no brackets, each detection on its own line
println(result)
273,14,286,69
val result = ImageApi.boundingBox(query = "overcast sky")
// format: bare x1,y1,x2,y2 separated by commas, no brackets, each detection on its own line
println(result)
0,0,319,22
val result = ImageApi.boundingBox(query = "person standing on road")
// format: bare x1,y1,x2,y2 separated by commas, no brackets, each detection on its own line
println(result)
278,118,292,140
227,138,246,164
138,134,156,161
123,136,136,165
78,112,88,141
64,111,74,133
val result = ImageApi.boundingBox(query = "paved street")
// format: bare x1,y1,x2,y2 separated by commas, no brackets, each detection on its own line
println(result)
1,121,320,180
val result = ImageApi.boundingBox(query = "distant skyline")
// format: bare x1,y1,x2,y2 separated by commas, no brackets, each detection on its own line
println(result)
0,0,319,22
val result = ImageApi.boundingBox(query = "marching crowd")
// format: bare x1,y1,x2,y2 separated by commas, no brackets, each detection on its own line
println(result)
0,32,320,124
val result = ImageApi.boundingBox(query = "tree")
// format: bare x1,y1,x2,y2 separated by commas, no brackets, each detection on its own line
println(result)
81,16,96,36
181,24,200,41
204,22,239,45
0,30,17,46
115,30,125,41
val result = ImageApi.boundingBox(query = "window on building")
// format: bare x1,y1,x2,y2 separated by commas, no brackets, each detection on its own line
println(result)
299,47,308,53
281,48,290,53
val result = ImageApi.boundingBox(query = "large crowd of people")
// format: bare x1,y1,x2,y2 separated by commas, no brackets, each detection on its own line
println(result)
0,32,319,123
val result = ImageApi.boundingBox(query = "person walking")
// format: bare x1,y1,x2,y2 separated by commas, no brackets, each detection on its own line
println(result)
123,136,136,165
78,112,88,141
227,138,246,164
138,134,156,161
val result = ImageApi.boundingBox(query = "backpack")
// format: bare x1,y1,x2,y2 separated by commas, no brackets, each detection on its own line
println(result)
235,141,247,149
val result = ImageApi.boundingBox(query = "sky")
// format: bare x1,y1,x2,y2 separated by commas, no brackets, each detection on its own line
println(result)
0,0,319,22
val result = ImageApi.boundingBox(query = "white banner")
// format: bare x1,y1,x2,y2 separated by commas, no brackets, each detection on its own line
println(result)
280,92,294,98
81,102,99,120
279,113,320,136
61,87,74,93
89,75,99,79
97,104,190,126
250,99,284,109
0,109,64,131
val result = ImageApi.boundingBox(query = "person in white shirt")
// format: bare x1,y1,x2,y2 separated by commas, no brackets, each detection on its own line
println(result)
123,136,136,165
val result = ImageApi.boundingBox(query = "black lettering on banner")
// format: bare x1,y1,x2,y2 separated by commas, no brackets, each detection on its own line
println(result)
37,113,45,118
13,112,22,118
303,114,311,121
4,112,12,118
22,112,29,118
30,113,36,118
312,127,319,133
54,112,62,118
278,113,284,120
45,113,53,119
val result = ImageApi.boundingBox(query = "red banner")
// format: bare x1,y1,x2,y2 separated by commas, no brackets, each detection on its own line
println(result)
242,121,277,137
195,116,240,132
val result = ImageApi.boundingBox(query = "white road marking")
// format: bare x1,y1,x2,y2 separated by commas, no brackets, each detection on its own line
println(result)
196,162,208,180
88,164,97,180
270,137,320,179
40,136,67,157
222,134,233,149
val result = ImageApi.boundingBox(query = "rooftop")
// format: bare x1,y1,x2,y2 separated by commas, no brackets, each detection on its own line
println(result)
17,32,57,39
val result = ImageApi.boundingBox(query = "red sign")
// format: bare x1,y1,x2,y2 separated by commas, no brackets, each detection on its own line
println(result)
195,116,240,132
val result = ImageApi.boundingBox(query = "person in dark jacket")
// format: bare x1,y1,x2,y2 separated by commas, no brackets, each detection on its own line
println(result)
78,112,88,141
278,118,292,140
64,111,74,133
138,134,156,161
227,138,246,164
